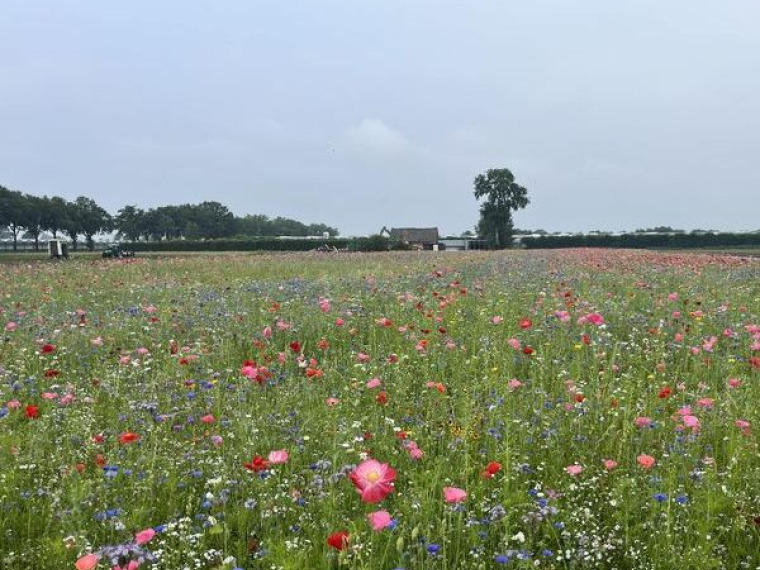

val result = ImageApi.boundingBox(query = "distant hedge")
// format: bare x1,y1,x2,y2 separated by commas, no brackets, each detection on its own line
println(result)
125,237,406,253
128,239,352,252
520,233,760,249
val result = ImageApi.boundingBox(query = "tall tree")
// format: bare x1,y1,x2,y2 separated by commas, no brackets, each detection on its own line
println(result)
61,200,82,250
43,196,70,238
473,168,530,248
73,196,113,250
0,186,27,251
21,194,46,250
114,205,145,242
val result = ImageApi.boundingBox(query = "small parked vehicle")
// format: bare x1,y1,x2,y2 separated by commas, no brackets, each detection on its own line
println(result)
102,244,135,259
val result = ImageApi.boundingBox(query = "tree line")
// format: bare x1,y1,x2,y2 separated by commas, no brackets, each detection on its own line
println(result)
0,186,339,251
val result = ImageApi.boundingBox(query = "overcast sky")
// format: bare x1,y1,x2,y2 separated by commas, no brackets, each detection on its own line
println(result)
1,1,758,235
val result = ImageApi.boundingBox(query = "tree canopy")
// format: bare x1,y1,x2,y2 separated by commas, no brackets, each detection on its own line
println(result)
473,168,530,248
0,186,339,250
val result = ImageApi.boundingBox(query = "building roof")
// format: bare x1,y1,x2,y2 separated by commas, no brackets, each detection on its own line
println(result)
389,227,439,244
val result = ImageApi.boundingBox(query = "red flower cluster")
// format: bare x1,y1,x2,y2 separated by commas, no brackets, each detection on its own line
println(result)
244,455,269,472
119,432,140,445
327,530,349,550
482,461,502,479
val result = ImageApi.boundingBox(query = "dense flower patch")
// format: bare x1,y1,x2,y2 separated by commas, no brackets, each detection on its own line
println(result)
0,249,758,569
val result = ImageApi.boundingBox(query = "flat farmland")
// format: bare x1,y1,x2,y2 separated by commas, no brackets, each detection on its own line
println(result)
1,250,758,570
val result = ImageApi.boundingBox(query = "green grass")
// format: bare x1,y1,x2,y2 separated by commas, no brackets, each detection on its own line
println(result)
0,249,758,570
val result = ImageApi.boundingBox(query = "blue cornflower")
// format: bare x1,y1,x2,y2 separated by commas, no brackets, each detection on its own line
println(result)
426,544,441,555
675,494,689,504
654,493,668,503
494,554,511,563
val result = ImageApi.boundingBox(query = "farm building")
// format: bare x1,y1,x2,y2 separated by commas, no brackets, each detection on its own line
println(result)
380,227,440,250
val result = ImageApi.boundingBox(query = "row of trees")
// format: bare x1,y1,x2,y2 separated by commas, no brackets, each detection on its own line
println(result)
0,186,339,251
0,188,111,251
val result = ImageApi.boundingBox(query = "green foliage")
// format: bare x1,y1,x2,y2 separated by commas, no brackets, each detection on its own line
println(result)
128,238,351,252
520,232,760,249
473,168,530,248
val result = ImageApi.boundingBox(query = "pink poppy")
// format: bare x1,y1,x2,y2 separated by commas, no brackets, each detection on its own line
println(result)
366,377,382,389
682,415,700,431
566,464,584,476
135,528,156,545
201,414,215,424
602,459,618,470
443,486,467,503
5,321,17,332
507,338,521,350
637,454,656,469
634,417,652,428
736,419,751,436
587,313,605,326
491,316,503,325
507,379,523,391
268,449,289,464
367,510,392,531
335,317,345,327
325,397,340,406
75,554,99,570
349,459,396,503
357,352,370,364
728,378,742,389
262,326,273,339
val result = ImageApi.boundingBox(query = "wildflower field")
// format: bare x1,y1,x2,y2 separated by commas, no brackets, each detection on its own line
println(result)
1,250,759,570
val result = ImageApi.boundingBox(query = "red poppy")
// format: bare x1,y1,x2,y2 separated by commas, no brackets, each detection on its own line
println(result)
522,346,535,355
519,318,532,329
25,405,39,419
327,530,349,551
574,393,585,403
243,455,270,472
376,391,388,405
482,461,502,479
750,357,760,370
119,432,140,445
317,339,329,350
289,341,301,354
95,454,107,467
581,334,591,346
658,386,672,399
41,343,56,354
